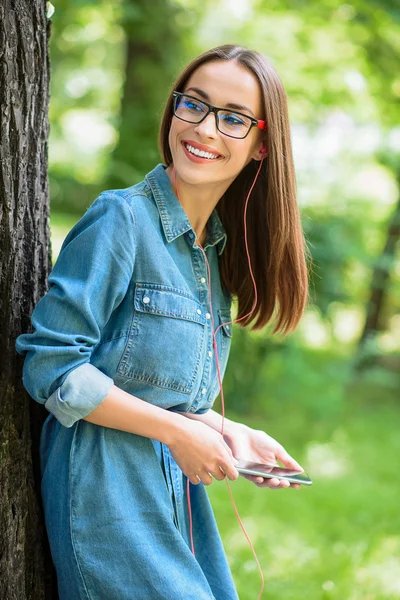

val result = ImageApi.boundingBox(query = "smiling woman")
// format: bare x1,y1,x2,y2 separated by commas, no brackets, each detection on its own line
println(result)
160,49,309,333
16,44,308,600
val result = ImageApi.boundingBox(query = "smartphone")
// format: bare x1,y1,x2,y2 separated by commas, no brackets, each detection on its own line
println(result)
234,459,313,486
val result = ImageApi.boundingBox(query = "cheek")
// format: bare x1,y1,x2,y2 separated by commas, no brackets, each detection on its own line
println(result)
168,124,177,148
168,121,188,154
168,128,174,152
227,141,251,164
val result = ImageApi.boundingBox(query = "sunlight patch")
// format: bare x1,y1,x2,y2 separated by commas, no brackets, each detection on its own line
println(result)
305,429,351,478
226,517,319,577
267,533,320,577
353,537,400,597
226,516,262,551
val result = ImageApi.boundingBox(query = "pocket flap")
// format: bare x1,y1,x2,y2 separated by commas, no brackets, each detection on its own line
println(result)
218,308,233,337
134,284,206,325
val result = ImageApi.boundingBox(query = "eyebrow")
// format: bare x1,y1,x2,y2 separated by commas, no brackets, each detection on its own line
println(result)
184,87,256,117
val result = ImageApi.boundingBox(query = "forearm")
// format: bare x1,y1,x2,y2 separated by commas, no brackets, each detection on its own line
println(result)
177,408,244,440
82,384,186,446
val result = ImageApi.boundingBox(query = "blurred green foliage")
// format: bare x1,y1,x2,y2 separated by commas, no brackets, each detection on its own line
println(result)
210,394,400,599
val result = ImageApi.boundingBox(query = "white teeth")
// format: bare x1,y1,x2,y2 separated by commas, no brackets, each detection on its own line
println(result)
184,143,219,159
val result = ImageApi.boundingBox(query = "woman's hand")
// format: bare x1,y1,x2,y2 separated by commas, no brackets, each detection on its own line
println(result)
224,423,303,490
167,418,239,486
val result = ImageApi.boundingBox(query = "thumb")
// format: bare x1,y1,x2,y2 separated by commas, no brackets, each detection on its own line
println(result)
276,446,303,471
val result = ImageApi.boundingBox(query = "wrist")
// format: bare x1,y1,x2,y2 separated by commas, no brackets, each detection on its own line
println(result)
161,410,188,448
222,419,246,443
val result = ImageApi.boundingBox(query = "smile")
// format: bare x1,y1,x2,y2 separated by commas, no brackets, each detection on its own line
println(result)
182,141,222,160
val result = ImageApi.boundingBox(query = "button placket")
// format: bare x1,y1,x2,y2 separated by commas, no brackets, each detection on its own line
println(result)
189,238,217,409
191,241,209,303
193,313,214,409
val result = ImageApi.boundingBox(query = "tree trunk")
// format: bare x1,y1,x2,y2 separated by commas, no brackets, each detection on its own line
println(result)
0,1,56,598
357,190,400,368
105,0,194,190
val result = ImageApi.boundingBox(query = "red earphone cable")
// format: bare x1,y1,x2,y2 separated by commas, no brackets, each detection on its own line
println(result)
173,157,266,598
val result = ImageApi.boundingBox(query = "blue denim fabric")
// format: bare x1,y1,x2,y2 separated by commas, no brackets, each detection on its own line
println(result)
16,163,238,599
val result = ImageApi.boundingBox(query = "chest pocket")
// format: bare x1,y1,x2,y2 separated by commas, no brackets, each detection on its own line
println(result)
116,283,206,394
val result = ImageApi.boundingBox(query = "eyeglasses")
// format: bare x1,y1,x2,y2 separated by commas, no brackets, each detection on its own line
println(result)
171,91,267,139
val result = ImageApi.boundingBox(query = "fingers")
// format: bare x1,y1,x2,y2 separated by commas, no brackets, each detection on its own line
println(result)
218,464,239,481
255,476,286,489
190,470,220,486
186,437,239,486
188,474,201,485
267,478,290,489
201,462,239,485
215,466,228,481
275,445,303,471
190,459,239,486
239,471,301,489
223,440,238,464
253,476,301,489
200,469,225,484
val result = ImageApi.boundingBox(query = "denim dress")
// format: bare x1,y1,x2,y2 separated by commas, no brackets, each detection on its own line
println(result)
16,163,239,600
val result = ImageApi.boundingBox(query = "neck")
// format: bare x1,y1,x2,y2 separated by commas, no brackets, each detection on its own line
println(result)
165,163,230,245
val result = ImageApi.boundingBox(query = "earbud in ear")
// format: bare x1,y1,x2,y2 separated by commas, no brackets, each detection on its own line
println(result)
260,146,268,158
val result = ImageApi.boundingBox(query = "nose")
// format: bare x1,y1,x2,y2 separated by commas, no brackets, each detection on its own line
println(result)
193,111,218,138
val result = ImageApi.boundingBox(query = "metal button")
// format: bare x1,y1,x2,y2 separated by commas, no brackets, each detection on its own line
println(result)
200,277,206,284
201,388,206,395
205,312,211,319
189,406,196,413
143,296,150,304
208,350,212,358
196,309,202,315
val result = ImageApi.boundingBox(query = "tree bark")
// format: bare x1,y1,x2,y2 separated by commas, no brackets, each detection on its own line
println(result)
0,1,56,598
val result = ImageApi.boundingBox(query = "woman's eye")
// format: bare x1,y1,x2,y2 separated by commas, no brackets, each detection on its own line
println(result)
183,100,203,112
222,114,245,126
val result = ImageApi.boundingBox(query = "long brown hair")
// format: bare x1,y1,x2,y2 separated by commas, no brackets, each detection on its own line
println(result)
158,44,310,335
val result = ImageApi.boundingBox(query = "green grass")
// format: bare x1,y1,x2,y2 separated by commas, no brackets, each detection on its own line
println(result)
208,390,400,600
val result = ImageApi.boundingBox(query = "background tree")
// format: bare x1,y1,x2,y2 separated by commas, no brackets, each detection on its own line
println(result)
105,0,190,189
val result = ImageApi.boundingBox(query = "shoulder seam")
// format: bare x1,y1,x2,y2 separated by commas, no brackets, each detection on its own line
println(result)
97,190,141,227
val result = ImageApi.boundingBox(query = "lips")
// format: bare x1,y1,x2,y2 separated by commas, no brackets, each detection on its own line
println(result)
182,140,223,157
181,141,224,164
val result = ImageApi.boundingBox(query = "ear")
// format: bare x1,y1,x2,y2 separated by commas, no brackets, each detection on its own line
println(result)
251,142,268,162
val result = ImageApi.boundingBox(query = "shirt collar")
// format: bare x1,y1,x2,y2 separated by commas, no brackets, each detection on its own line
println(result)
145,163,227,256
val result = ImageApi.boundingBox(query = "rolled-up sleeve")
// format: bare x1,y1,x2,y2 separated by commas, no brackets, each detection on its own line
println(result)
15,191,136,428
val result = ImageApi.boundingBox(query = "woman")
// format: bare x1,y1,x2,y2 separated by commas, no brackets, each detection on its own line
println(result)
16,44,309,600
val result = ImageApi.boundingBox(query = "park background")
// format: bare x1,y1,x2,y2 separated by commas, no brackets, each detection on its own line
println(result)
47,1,399,598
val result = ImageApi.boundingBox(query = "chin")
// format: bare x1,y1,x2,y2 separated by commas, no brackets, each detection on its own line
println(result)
173,152,228,180
175,164,221,186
